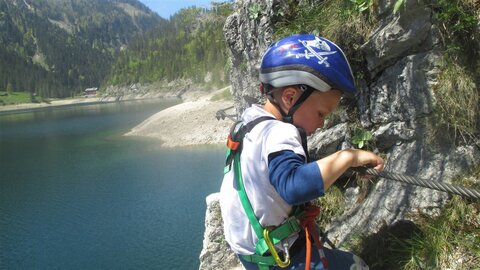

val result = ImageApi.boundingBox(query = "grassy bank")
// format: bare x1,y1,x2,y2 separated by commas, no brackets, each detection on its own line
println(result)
0,91,38,105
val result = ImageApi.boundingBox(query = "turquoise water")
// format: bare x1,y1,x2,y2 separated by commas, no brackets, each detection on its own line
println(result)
0,100,226,269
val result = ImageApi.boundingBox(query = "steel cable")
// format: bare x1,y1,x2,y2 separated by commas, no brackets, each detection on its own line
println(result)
350,167,480,200
217,111,480,200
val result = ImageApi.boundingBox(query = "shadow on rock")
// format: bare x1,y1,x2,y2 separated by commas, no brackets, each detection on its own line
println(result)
358,220,423,270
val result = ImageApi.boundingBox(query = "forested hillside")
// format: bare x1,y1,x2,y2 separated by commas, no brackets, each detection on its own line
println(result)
0,0,161,98
104,2,233,88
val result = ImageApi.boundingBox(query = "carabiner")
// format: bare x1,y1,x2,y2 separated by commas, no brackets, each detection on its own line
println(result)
263,228,290,268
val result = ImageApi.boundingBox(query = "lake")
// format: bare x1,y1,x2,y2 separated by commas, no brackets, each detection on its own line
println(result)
0,100,226,269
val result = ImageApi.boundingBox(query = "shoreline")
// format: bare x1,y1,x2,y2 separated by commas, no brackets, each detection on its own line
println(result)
0,93,185,116
124,86,235,147
0,86,185,113
0,97,113,113
0,87,236,148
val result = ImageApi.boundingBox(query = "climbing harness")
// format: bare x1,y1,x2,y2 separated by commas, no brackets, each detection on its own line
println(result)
350,167,480,200
225,117,329,270
300,204,329,269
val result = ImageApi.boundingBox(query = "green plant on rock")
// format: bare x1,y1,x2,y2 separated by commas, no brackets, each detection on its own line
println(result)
434,0,479,64
406,167,478,269
248,3,263,20
432,60,478,144
393,0,406,14
351,127,373,149
426,0,479,145
346,166,480,269
313,185,345,229
273,0,377,90
350,0,373,13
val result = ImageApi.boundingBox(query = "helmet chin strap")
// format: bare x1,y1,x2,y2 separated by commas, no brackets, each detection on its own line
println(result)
268,84,314,162
283,85,314,124
268,84,314,125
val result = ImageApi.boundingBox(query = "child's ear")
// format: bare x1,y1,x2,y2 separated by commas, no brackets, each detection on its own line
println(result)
281,86,300,109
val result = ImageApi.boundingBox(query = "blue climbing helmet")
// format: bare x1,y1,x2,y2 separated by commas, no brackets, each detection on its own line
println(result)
259,34,356,95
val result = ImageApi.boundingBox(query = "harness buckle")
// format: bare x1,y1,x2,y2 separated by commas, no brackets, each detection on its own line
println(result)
263,228,291,268
283,242,290,261
227,134,240,151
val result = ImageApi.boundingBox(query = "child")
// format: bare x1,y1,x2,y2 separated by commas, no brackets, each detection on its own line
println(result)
220,34,384,270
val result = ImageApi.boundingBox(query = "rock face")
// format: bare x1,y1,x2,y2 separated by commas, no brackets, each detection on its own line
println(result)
224,0,289,114
199,0,479,269
199,194,242,270
316,0,479,243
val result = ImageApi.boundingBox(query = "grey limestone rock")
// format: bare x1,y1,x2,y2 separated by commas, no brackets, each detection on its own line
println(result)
199,193,241,270
368,52,440,124
372,121,416,150
224,0,288,115
362,0,438,77
308,123,349,159
326,142,479,243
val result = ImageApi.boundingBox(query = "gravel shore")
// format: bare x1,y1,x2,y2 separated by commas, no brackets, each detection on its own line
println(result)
124,87,235,147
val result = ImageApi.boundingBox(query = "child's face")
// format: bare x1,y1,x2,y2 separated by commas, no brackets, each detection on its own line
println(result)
293,89,342,135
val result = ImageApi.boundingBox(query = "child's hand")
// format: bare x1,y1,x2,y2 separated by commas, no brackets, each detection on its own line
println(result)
317,149,385,189
349,149,384,171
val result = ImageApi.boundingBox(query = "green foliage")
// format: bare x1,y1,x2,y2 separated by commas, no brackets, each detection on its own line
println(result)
351,127,373,149
436,0,478,38
0,91,32,105
248,3,264,20
434,0,479,65
399,193,480,270
273,0,377,84
0,0,161,98
393,0,406,14
1,0,234,99
105,4,234,88
425,1,478,145
344,167,480,269
313,185,345,229
350,0,373,13
432,60,478,144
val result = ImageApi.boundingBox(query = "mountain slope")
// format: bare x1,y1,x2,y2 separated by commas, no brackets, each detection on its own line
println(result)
0,0,162,98
104,3,234,88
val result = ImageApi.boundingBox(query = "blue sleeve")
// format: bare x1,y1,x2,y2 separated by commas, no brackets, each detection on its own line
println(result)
268,150,325,205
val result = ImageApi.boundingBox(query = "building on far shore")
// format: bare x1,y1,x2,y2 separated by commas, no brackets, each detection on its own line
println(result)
84,87,98,97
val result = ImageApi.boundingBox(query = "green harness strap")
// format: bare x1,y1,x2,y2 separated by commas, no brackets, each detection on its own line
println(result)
232,151,264,246
228,149,301,269
224,117,302,269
